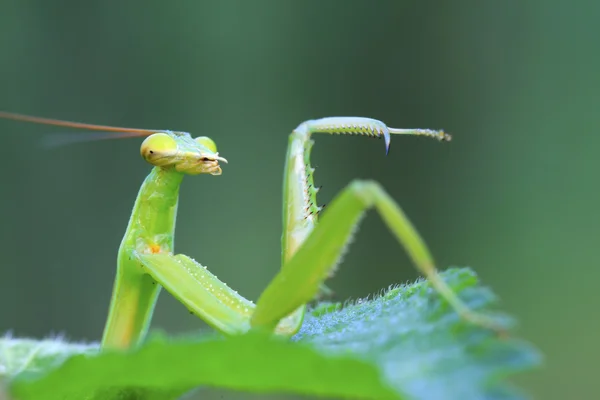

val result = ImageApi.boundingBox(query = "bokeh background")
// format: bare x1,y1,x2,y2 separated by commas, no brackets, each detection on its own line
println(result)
1,1,598,399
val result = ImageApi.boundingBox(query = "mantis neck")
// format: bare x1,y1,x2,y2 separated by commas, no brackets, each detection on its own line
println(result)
125,166,184,254
101,166,184,349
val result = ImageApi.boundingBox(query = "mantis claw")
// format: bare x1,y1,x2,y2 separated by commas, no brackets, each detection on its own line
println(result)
384,129,391,155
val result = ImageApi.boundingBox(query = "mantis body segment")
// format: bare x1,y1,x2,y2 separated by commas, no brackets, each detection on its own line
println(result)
0,112,500,349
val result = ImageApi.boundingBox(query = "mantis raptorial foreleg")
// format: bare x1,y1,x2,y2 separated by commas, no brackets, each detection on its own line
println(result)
132,253,302,336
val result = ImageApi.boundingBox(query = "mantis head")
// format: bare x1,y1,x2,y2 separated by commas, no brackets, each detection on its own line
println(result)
0,112,228,176
141,132,227,176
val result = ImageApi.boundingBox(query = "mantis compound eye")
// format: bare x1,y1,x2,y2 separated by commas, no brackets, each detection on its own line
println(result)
140,133,178,166
194,136,218,153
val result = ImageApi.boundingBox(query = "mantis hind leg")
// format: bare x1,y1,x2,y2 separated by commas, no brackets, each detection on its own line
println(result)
252,179,503,333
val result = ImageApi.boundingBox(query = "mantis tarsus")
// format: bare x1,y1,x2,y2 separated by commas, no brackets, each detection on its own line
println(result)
1,111,502,350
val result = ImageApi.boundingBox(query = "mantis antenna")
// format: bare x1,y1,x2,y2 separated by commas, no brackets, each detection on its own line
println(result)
0,111,164,141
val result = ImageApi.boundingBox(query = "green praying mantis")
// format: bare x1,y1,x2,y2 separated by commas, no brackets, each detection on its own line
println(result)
1,111,501,350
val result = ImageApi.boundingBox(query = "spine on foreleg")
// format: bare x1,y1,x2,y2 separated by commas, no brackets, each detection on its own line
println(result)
307,117,387,139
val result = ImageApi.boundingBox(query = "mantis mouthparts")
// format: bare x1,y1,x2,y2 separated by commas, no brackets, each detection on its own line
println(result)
214,154,228,163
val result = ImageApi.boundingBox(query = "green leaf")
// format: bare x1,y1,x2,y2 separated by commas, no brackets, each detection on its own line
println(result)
1,268,542,400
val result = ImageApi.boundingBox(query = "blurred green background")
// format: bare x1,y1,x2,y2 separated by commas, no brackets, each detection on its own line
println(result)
1,1,597,399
